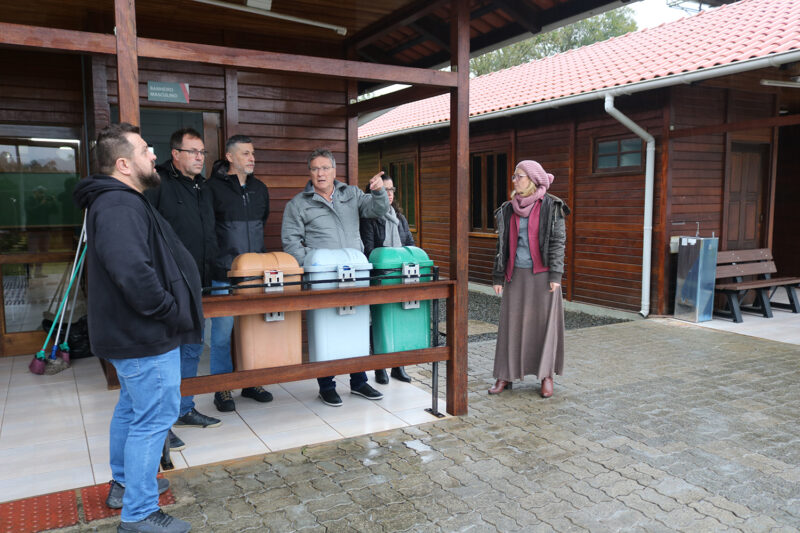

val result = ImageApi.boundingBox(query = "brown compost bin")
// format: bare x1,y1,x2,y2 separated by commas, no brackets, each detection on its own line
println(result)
227,252,303,370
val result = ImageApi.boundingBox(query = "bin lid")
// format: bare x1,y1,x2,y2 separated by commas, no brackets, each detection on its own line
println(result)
228,252,303,278
369,246,433,269
303,248,372,272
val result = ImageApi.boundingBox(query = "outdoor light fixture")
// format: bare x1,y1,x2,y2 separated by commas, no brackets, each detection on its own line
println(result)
191,0,347,35
760,78,800,89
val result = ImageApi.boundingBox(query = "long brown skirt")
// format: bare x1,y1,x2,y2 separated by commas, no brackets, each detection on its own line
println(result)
493,268,564,381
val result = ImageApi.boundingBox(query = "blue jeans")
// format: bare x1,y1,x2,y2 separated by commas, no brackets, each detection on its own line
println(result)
109,348,180,522
210,280,234,376
318,372,367,392
179,333,203,416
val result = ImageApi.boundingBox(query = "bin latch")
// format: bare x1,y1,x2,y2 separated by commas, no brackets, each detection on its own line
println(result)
263,270,284,322
337,265,356,315
402,263,420,309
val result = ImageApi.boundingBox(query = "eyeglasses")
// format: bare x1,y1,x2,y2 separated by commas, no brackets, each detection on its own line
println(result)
385,187,396,192
310,166,333,173
511,173,528,181
175,148,208,158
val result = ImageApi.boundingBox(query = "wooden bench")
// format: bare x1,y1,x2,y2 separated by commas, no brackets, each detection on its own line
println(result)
715,248,800,323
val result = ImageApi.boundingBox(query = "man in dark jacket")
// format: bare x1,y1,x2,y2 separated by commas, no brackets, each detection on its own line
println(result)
207,135,273,412
74,123,195,533
145,128,220,449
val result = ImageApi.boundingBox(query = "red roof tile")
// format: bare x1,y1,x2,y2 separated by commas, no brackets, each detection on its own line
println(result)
359,0,800,140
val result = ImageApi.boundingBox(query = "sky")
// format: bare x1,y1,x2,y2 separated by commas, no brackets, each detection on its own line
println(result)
628,0,698,29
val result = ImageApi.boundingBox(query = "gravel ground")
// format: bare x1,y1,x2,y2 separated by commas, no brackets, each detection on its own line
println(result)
436,290,630,343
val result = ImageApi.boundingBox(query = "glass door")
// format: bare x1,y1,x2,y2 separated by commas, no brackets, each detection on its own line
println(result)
0,137,85,356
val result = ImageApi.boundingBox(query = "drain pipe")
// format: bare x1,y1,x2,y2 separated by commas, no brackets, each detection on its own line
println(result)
604,94,655,317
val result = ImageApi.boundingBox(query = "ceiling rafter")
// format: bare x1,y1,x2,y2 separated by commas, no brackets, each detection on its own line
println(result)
493,0,542,35
346,0,450,50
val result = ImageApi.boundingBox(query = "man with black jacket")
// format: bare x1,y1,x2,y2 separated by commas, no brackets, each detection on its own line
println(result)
145,128,220,449
207,135,272,412
74,123,195,533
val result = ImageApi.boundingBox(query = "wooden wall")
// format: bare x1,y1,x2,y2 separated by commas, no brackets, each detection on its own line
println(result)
0,50,83,127
773,125,800,276
105,58,348,253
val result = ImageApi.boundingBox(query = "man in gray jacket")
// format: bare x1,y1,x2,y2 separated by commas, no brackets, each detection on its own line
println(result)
281,148,388,406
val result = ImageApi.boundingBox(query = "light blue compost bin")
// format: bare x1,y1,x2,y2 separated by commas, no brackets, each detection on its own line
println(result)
303,248,372,362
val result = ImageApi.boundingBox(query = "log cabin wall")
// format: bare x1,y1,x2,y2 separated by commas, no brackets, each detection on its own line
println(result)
0,50,84,128
104,58,348,252
572,97,665,312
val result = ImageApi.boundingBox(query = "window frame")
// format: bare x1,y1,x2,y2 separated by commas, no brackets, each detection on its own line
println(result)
469,150,509,236
592,135,644,174
383,156,419,233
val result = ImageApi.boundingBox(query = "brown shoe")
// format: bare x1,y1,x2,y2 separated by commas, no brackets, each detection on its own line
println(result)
541,377,553,398
488,380,512,395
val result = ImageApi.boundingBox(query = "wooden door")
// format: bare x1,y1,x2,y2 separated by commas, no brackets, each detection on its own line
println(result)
726,143,768,250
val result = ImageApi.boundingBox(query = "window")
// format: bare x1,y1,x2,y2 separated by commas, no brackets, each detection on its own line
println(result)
594,137,643,172
470,152,508,232
386,159,416,229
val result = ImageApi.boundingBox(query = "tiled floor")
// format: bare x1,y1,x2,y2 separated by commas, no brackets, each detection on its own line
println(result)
663,287,800,346
0,353,447,504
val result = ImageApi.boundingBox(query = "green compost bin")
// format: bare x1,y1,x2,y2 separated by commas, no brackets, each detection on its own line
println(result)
368,246,433,353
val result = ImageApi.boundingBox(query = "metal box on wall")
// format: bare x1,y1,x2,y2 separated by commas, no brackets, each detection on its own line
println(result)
674,236,718,322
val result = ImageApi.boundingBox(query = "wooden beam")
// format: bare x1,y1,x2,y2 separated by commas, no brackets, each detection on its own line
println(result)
347,0,450,50
347,85,449,117
494,0,543,35
137,37,458,87
447,0,470,417
201,281,453,318
114,0,139,126
0,22,115,54
180,347,450,395
567,119,576,301
668,113,800,139
409,19,451,52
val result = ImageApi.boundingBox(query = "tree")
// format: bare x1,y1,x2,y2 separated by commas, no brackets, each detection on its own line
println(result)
470,7,637,77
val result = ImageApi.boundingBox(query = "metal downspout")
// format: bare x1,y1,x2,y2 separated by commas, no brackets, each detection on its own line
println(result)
604,94,655,317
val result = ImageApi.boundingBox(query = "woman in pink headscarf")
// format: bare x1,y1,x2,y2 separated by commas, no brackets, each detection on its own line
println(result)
489,160,570,398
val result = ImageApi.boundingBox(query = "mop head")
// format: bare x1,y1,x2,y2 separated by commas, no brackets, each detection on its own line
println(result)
44,356,70,375
58,343,71,364
29,353,47,375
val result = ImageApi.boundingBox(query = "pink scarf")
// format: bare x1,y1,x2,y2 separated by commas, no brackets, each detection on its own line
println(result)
505,200,548,282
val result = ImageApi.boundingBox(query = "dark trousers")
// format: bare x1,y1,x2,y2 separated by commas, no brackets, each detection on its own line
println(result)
317,372,367,392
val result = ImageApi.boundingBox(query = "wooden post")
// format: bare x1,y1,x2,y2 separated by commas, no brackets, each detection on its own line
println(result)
447,0,469,416
224,68,239,139
114,0,139,126
346,47,359,186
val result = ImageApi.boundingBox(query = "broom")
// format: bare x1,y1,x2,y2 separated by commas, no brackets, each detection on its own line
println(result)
29,247,86,375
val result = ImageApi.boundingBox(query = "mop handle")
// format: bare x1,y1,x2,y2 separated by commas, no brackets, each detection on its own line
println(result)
41,247,86,352
54,215,87,342
62,238,87,341
61,220,86,343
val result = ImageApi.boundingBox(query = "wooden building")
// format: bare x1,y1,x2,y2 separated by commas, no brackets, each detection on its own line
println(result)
0,0,631,414
358,0,800,316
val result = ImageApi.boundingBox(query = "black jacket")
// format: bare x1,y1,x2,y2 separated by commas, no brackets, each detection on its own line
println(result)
492,194,570,286
144,161,217,286
207,160,270,280
359,209,415,259
73,175,203,359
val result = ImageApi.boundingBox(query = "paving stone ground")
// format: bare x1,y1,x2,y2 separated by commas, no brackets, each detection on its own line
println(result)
59,320,800,532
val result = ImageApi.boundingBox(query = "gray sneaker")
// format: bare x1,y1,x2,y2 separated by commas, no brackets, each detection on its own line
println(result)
174,408,221,428
118,509,191,532
106,478,170,509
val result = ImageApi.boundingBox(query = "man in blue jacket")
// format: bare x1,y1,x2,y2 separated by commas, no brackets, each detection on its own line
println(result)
207,135,273,412
74,123,196,533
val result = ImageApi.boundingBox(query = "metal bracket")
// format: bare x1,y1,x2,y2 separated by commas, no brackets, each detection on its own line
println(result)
402,263,420,309
264,270,284,322
337,265,356,315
